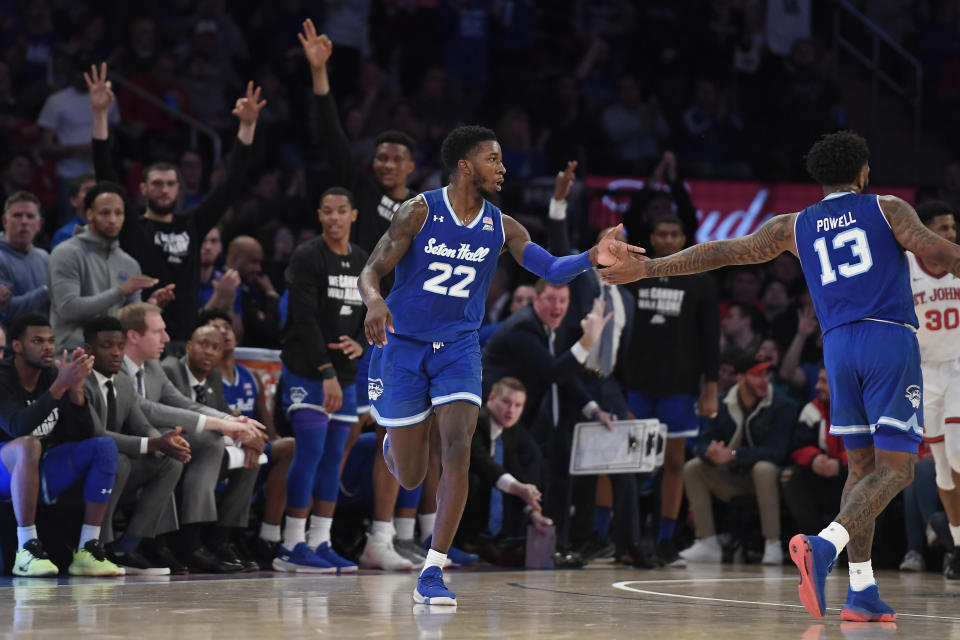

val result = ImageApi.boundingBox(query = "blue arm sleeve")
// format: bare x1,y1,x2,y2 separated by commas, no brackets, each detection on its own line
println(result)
522,242,592,285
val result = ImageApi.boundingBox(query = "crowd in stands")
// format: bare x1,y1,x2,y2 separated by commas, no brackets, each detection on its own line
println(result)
0,1,959,577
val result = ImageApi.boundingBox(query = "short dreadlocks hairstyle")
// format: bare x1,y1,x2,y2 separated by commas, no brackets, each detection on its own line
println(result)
804,130,870,186
440,126,498,173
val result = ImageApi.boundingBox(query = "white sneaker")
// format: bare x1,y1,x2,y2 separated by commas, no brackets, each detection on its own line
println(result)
761,539,783,565
359,535,414,571
899,549,926,572
679,536,722,563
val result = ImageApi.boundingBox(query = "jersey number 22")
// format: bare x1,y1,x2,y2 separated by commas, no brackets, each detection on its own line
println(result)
423,262,476,298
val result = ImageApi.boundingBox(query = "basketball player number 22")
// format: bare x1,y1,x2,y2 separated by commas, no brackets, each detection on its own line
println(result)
812,228,873,285
423,262,476,298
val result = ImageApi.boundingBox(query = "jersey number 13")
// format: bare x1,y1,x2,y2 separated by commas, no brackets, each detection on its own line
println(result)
812,228,873,286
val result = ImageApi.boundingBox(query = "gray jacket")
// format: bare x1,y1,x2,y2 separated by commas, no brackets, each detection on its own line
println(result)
83,371,161,458
0,239,49,322
48,226,140,351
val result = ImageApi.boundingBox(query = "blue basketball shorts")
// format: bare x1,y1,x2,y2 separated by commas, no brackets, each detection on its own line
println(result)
367,332,482,428
354,348,373,415
626,392,699,439
824,320,923,454
279,365,359,423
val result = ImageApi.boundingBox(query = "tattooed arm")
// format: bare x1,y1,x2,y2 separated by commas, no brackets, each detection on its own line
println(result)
599,213,798,284
881,195,960,276
359,196,428,346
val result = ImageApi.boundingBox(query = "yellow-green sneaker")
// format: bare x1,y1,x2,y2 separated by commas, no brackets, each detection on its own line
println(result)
68,540,121,577
12,539,59,577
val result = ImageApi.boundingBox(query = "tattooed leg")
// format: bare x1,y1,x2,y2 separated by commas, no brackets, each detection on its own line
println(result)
835,447,916,562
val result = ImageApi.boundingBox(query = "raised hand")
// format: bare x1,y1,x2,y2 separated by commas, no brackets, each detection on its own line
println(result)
552,160,578,202
147,283,176,308
796,305,819,338
579,297,612,348
84,62,114,112
232,81,267,126
298,18,333,70
55,349,94,391
327,335,364,360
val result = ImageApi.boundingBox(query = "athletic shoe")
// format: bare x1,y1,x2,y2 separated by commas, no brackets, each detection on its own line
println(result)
679,536,722,563
898,550,925,572
314,541,358,574
108,548,170,576
945,548,960,579
359,535,414,571
655,539,687,568
929,511,954,551
762,539,784,565
789,534,837,619
68,540,122,577
578,533,616,564
253,538,281,570
413,566,457,606
421,535,478,567
394,537,429,565
840,584,897,622
272,542,336,574
13,539,58,577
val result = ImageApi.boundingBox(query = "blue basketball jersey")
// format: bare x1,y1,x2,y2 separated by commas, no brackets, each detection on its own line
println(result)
795,192,917,334
385,187,505,342
221,363,258,419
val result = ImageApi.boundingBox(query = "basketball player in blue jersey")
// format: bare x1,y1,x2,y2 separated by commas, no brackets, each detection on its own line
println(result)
600,130,960,622
360,126,631,605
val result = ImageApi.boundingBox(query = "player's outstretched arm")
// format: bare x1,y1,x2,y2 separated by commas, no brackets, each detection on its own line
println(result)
359,196,428,346
882,196,960,278
599,213,797,284
503,215,640,284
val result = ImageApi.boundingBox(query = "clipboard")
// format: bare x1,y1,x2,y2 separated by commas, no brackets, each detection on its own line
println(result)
569,419,667,475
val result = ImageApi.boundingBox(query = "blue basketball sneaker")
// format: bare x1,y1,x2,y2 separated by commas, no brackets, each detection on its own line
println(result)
414,566,457,605
789,534,837,619
841,584,897,622
314,541,358,574
421,535,478,567
273,542,336,574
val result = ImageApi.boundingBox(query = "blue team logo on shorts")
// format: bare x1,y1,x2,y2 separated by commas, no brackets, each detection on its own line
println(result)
905,385,921,408
289,386,308,404
368,378,384,401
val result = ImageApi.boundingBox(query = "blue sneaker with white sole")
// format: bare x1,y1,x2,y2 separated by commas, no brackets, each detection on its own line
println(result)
414,566,457,605
789,534,837,619
273,542,336,573
314,541,357,574
421,535,478,568
841,584,897,622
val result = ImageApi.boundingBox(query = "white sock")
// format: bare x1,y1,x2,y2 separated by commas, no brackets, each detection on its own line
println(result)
950,524,960,547
817,522,850,558
421,548,447,575
307,516,332,548
17,525,37,550
849,560,875,591
283,516,306,549
418,513,436,543
369,520,394,542
79,524,101,549
394,517,416,541
259,522,281,543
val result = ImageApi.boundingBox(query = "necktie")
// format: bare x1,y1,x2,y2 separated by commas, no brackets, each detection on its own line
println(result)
599,284,615,377
194,384,207,405
548,329,559,427
105,380,117,432
136,370,145,398
487,435,504,536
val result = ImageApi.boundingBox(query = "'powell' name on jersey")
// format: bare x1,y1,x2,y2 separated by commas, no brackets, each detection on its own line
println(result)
423,238,491,263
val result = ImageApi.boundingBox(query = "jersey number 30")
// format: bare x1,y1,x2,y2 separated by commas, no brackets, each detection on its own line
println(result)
812,228,873,285
423,262,476,298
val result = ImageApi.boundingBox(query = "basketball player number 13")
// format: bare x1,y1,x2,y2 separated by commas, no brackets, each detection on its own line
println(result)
812,228,873,285
423,262,476,298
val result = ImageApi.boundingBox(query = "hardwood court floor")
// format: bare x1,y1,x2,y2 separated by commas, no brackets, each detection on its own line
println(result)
2,563,958,638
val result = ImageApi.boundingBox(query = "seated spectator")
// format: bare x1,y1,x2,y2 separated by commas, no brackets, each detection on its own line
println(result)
478,282,536,346
178,150,206,211
0,313,120,576
719,301,763,363
50,173,95,249
0,192,50,323
118,51,195,137
49,182,171,352
780,367,846,535
760,278,792,331
225,236,280,348
680,353,797,565
778,304,823,402
82,316,187,575
623,151,699,248
496,107,547,181
718,267,765,320
600,74,668,173
198,226,242,326
678,78,746,177
458,377,551,563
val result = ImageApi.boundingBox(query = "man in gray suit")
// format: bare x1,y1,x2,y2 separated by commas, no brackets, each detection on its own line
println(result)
82,316,189,575
117,302,264,572
162,324,262,571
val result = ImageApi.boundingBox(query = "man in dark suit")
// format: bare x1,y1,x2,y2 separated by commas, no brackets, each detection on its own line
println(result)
162,323,261,571
82,316,188,575
459,377,551,560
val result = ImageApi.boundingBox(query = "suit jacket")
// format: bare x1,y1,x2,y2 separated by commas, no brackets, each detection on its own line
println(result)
482,305,592,429
121,355,231,431
161,356,231,415
83,372,161,457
